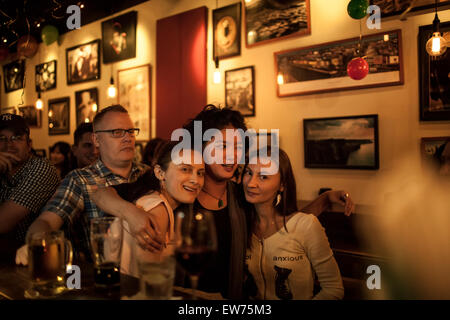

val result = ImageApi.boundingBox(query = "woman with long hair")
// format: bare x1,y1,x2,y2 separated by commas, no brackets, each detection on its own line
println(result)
49,141,72,179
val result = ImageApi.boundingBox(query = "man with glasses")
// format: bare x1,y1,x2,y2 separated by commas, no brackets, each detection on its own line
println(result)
17,105,149,263
0,114,59,262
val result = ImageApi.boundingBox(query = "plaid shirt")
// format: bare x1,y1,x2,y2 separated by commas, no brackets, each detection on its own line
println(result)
42,159,148,260
0,155,59,243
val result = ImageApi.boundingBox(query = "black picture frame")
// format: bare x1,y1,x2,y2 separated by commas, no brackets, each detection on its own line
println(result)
213,3,241,60
18,105,42,128
102,11,137,63
370,0,450,19
303,114,379,170
48,97,70,135
35,60,57,92
3,60,25,93
225,66,255,117
66,39,100,85
418,21,450,121
75,87,99,127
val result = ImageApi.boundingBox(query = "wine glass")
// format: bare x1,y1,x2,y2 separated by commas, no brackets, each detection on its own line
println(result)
174,209,217,300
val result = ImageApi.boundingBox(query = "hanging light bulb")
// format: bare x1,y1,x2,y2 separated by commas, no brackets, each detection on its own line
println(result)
426,0,447,57
213,56,221,84
277,74,284,85
35,91,43,110
108,76,117,98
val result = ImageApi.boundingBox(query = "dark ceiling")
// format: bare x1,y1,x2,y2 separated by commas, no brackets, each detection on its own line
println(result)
0,0,149,50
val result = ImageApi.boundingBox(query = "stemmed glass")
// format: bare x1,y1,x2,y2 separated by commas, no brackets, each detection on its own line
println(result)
174,209,217,300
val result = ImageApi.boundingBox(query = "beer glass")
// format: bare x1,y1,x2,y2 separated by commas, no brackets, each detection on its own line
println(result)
90,217,123,287
25,230,73,299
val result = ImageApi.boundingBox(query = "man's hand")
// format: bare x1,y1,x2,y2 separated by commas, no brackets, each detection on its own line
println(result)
0,152,20,174
15,244,28,266
326,190,355,216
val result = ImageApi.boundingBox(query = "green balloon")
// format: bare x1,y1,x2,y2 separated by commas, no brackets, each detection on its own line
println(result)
347,0,369,20
41,25,59,45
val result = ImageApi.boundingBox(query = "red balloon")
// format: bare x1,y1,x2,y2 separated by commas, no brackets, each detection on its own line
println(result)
17,35,39,58
0,46,8,62
347,57,369,80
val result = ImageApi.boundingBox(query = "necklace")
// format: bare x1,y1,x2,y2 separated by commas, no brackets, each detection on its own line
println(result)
201,187,226,208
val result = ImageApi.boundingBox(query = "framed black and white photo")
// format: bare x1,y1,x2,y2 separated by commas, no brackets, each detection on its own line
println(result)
213,3,241,60
225,66,255,117
75,88,98,127
66,39,100,85
48,97,70,135
303,115,379,170
35,60,57,92
18,105,41,128
418,21,450,121
102,11,137,63
3,60,25,93
421,137,450,169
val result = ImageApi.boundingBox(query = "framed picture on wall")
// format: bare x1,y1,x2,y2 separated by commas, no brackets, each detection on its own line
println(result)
225,66,255,117
1,106,17,115
118,64,151,141
213,3,241,60
66,39,100,85
35,60,57,92
370,0,450,19
102,11,137,63
3,60,25,93
75,87,98,127
243,0,311,48
420,137,450,169
275,29,403,97
18,105,41,128
418,21,450,121
48,97,70,135
34,149,47,158
303,114,379,170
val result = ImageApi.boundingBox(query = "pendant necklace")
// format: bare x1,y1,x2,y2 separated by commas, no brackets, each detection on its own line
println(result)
201,187,226,208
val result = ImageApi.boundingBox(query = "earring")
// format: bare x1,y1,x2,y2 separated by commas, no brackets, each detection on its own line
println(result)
275,192,281,206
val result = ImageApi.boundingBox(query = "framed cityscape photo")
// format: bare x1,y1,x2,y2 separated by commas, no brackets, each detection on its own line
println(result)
48,97,70,135
213,3,241,60
3,60,25,93
243,0,311,48
418,21,450,121
35,60,57,92
225,66,255,117
75,87,98,126
303,114,379,170
66,39,100,85
275,29,403,96
18,105,41,128
102,11,137,63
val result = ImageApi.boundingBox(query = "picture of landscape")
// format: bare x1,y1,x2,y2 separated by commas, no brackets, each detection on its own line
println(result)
303,115,379,170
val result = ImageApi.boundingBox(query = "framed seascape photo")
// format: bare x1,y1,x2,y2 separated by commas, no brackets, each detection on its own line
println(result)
225,66,255,117
275,29,403,97
420,137,450,168
102,11,137,63
3,60,25,93
35,60,57,92
370,0,450,19
18,105,41,128
243,0,311,48
418,21,450,121
303,114,379,170
66,39,100,85
48,97,70,135
75,87,98,127
118,64,151,141
213,3,241,59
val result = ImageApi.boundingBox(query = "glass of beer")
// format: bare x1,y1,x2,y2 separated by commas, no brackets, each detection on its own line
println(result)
25,230,73,299
90,217,123,288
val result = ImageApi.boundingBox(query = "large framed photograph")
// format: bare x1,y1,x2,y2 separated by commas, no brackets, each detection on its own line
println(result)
66,39,100,85
225,66,255,117
243,0,310,48
3,60,25,93
102,11,137,63
370,0,450,19
18,105,41,128
48,97,70,135
418,21,450,121
213,3,241,60
75,88,98,127
275,29,403,96
303,114,379,170
420,137,450,169
118,64,151,141
35,60,57,92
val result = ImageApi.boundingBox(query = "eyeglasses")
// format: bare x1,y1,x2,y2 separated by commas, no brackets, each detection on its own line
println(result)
94,128,140,138
0,135,25,143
